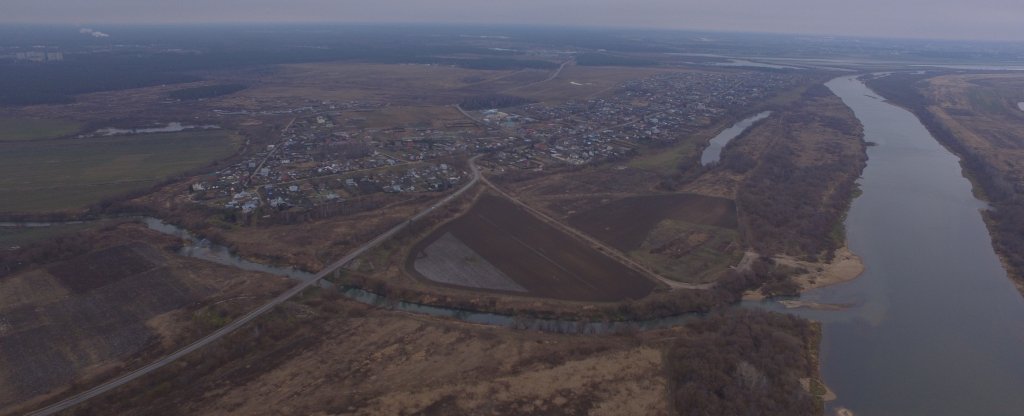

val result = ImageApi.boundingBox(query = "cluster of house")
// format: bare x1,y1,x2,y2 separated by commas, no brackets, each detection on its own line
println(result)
476,71,803,167
191,103,479,214
192,70,802,213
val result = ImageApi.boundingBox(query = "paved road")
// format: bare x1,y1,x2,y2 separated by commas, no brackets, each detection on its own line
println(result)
27,155,482,416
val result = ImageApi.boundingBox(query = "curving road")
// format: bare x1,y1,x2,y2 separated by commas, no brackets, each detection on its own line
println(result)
27,155,482,416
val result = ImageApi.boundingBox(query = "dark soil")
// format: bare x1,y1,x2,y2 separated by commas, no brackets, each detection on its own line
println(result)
408,194,655,301
567,193,737,251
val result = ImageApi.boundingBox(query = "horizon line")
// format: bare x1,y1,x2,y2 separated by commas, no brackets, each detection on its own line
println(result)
0,20,1022,44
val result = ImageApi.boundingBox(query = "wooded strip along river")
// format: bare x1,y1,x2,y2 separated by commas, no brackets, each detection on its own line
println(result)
753,76,1024,415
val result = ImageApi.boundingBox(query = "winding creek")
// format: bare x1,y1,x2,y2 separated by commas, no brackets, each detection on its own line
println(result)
139,218,701,333
751,76,1024,415
139,218,317,281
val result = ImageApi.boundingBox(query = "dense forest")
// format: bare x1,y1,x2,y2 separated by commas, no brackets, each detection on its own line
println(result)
666,310,822,415
0,58,199,105
168,84,247,100
730,85,867,261
865,73,1024,285
0,31,555,106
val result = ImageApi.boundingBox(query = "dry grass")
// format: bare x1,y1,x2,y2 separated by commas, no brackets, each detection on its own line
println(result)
66,290,671,416
0,223,291,415
507,64,678,102
222,63,519,106
350,105,466,129
923,75,1024,180
210,193,440,271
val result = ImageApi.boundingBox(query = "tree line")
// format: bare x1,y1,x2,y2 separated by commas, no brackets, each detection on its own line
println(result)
729,85,867,262
168,84,247,100
666,310,823,415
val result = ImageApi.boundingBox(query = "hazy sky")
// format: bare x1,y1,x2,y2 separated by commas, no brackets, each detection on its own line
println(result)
4,0,1024,41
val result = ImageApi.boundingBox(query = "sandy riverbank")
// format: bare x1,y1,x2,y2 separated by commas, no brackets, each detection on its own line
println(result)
743,246,865,301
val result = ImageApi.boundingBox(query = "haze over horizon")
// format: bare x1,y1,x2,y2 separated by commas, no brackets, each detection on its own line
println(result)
3,0,1024,42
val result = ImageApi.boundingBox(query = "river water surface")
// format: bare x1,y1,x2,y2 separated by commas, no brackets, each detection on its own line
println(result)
700,111,770,165
755,76,1024,415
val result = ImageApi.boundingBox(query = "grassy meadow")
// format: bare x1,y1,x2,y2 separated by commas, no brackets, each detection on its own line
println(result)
0,117,82,141
0,130,239,212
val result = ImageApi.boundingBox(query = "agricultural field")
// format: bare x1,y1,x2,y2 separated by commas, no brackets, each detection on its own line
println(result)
407,194,656,301
566,193,738,251
498,165,665,199
565,193,741,283
0,223,290,415
410,232,527,292
0,221,110,249
217,63,541,107
344,105,467,129
0,117,82,141
506,64,676,102
0,130,240,213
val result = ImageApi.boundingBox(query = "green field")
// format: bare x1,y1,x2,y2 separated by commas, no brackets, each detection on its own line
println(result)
0,117,82,141
630,220,742,284
0,221,115,248
0,130,239,212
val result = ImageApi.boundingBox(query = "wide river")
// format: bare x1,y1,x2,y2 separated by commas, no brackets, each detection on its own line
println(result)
756,76,1024,415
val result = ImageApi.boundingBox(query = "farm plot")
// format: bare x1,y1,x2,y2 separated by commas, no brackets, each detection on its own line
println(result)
566,193,741,283
411,232,526,292
0,117,82,142
567,193,737,251
0,226,291,413
407,194,655,302
0,246,194,408
0,130,239,212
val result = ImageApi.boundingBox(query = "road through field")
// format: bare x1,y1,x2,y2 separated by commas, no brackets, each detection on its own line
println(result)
26,156,482,416
452,99,710,291
471,159,712,291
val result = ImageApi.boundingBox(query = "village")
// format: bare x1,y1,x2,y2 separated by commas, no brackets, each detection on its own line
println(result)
190,70,802,214
481,71,803,167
